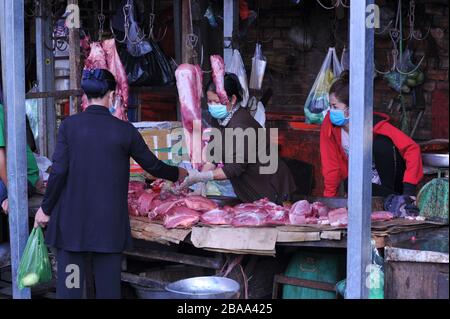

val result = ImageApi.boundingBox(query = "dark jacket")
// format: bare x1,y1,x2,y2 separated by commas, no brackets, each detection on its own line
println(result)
41,105,179,253
320,112,423,197
211,107,296,204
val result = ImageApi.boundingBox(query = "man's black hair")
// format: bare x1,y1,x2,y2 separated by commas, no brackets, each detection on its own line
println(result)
81,68,117,100
206,72,243,103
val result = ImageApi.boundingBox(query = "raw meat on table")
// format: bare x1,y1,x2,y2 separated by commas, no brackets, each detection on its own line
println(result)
371,211,394,221
164,207,201,229
328,208,348,227
210,55,229,105
311,202,330,217
264,208,289,226
183,195,218,212
289,200,312,225
175,64,204,168
200,208,234,225
232,211,268,227
137,190,159,216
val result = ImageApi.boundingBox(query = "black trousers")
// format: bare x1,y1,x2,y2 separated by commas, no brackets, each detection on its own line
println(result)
56,249,122,299
345,135,406,197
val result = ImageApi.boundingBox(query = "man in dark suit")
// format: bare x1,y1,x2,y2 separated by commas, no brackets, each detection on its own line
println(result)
34,69,187,299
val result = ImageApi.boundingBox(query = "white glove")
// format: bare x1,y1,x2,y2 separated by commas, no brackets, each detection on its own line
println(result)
177,170,214,191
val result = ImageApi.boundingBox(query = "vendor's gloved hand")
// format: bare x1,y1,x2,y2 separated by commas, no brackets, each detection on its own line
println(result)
177,170,214,191
384,194,420,218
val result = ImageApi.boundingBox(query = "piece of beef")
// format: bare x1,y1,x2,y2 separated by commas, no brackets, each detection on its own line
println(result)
231,211,268,227
200,208,234,225
183,195,218,212
371,211,394,221
137,190,159,216
264,208,289,226
102,39,129,121
163,206,201,229
289,200,312,225
149,198,180,220
210,55,229,105
175,64,204,168
328,208,348,227
311,202,330,218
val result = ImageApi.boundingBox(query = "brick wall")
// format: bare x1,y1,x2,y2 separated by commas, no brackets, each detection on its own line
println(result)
239,0,449,141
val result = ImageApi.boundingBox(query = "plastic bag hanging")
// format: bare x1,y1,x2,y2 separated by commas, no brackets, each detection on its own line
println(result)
341,47,349,71
17,227,52,289
226,49,249,107
304,47,343,124
249,43,267,91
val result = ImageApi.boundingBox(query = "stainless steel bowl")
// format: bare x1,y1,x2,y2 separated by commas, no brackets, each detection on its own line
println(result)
422,153,449,168
165,276,240,299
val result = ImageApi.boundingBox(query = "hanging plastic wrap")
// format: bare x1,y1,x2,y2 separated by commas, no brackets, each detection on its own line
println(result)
304,47,343,124
249,43,267,90
226,49,249,107
25,84,39,142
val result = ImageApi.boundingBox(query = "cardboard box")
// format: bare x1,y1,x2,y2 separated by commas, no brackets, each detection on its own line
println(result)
130,121,187,174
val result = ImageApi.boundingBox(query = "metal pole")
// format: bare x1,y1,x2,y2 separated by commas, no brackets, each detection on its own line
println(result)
68,0,81,115
0,0,31,299
223,0,237,66
36,1,56,157
347,0,374,299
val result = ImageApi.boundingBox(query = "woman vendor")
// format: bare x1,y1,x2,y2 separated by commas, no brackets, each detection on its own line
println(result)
320,72,423,213
179,73,296,204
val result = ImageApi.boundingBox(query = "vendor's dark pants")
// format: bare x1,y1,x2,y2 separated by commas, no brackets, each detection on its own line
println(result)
56,249,122,299
345,135,406,197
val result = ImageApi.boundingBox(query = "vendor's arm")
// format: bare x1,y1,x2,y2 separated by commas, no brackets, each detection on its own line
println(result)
130,127,185,183
41,121,70,216
376,122,423,196
0,148,7,187
320,123,342,198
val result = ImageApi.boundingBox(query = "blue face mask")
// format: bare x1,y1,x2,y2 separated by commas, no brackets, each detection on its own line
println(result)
208,103,229,120
330,109,349,126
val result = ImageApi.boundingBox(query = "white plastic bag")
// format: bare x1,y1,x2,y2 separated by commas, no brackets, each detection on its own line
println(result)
341,47,349,71
253,102,266,128
34,153,52,182
304,47,343,124
26,84,39,142
249,43,267,90
226,49,249,107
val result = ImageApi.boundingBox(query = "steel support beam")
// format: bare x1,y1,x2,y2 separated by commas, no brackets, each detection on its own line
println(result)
68,0,81,115
223,0,238,66
346,0,375,299
0,0,31,299
36,2,56,157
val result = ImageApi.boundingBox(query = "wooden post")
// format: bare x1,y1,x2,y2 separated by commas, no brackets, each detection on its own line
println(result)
68,0,81,115
181,0,195,64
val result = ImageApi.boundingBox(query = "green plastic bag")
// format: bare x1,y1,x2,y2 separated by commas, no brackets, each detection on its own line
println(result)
17,227,52,289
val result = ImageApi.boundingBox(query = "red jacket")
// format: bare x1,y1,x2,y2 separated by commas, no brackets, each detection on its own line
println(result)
320,112,423,197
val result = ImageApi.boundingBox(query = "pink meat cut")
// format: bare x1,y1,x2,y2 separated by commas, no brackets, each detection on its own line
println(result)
102,39,129,121
175,64,204,168
232,211,268,227
183,195,218,212
128,181,146,197
81,40,129,121
164,207,201,229
265,208,289,226
311,202,330,217
371,211,394,221
289,200,312,225
137,191,159,216
149,198,180,220
328,208,348,227
200,208,233,225
210,55,229,105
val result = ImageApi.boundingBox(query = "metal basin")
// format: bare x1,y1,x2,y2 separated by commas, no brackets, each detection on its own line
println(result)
165,276,240,299
422,153,449,168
